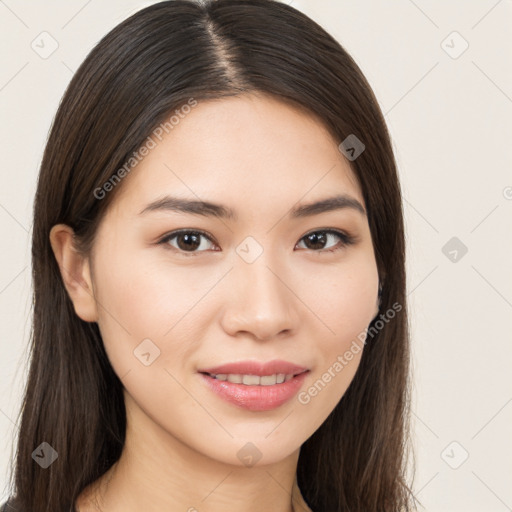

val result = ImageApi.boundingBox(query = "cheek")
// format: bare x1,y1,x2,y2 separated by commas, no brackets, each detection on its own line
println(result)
295,252,378,340
91,249,219,374
293,255,378,407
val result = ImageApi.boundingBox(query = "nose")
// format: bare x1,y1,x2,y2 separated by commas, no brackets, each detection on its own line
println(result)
220,252,300,341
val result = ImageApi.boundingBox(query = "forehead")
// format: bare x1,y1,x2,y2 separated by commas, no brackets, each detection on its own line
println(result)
109,93,364,218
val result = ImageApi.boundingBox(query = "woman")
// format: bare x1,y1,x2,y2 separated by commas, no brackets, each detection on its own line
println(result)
2,1,416,511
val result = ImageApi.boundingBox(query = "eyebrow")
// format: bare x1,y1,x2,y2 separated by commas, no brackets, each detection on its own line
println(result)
138,194,366,220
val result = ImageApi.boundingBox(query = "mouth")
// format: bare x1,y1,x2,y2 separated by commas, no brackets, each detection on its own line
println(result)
198,370,310,412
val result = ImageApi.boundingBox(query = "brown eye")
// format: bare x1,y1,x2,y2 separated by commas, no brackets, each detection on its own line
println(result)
296,230,355,253
159,230,217,255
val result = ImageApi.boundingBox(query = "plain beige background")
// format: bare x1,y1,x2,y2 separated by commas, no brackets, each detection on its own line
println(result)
1,1,511,510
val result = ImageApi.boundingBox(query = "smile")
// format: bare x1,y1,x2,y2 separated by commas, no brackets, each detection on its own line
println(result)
199,370,309,411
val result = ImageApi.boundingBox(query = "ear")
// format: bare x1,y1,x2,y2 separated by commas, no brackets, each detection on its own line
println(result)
49,224,98,322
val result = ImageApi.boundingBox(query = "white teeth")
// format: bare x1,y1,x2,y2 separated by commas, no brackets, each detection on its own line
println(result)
243,374,261,385
210,373,295,385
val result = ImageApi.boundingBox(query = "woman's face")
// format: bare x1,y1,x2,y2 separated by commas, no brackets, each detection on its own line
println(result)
87,93,379,466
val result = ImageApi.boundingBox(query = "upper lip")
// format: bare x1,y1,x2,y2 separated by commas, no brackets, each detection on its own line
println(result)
198,359,309,377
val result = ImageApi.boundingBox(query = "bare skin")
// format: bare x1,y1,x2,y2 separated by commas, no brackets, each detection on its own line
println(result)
51,92,380,512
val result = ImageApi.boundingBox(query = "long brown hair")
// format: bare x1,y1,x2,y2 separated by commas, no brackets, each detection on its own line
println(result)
5,1,416,510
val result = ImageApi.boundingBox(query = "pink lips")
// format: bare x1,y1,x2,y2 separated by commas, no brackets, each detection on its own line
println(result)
198,359,309,412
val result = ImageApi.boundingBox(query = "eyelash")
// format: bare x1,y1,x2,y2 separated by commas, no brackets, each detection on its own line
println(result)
157,228,357,257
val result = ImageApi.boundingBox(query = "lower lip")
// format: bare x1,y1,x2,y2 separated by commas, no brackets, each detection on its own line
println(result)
199,371,309,411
